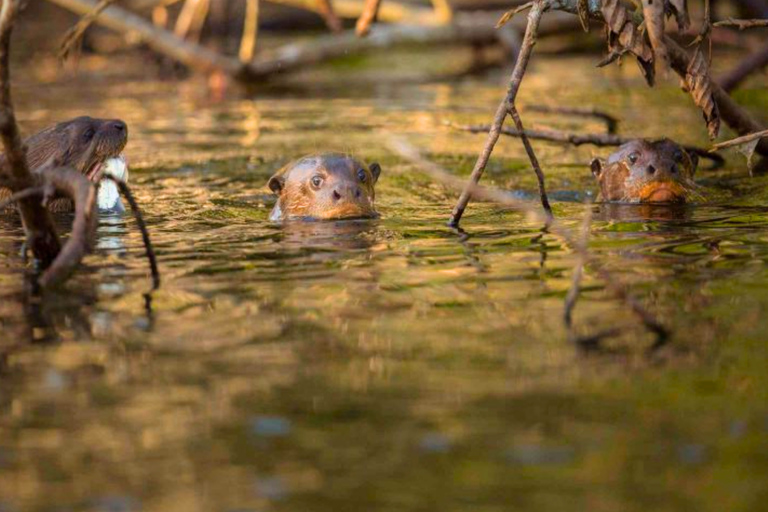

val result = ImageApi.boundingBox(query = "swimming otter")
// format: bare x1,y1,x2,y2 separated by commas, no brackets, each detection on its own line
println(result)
0,116,129,212
590,139,700,203
268,153,381,221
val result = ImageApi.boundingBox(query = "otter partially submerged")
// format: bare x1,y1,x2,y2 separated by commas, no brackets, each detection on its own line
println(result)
0,116,129,212
268,153,381,221
591,139,700,203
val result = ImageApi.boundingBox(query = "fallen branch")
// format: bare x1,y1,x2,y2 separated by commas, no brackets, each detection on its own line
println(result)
238,0,259,62
448,0,545,227
389,136,669,347
0,0,62,267
37,168,98,288
713,18,768,30
718,42,768,92
106,176,161,290
508,104,552,218
666,36,768,156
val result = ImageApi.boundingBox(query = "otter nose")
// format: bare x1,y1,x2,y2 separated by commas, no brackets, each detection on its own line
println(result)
332,190,342,201
112,121,126,132
647,165,656,175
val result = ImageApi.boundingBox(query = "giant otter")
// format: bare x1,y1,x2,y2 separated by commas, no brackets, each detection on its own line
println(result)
590,138,700,204
0,116,129,212
268,153,381,221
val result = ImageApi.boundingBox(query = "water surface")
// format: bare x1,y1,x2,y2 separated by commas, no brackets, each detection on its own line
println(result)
1,51,767,512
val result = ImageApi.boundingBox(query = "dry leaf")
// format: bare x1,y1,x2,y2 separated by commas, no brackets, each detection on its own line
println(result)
666,0,690,31
600,0,656,86
737,139,760,175
642,0,669,73
685,47,720,139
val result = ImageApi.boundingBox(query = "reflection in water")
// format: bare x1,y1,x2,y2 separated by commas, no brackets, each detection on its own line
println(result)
1,54,767,512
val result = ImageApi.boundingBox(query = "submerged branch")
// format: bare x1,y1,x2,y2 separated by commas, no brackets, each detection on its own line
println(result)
106,176,161,291
389,136,670,347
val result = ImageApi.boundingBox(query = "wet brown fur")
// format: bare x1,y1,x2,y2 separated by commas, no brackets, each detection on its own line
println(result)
591,138,700,204
268,153,381,221
0,116,127,212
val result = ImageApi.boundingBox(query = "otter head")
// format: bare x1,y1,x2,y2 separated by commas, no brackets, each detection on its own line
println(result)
25,116,128,180
590,139,699,204
267,153,381,221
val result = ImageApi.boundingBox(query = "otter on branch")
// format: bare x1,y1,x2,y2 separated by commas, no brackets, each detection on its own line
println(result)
591,139,701,204
268,153,381,221
0,116,129,212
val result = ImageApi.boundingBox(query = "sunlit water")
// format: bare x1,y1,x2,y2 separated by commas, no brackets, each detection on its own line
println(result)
1,50,767,512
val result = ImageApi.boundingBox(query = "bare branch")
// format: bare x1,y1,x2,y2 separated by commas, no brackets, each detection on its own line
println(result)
0,0,62,266
713,18,768,30
37,168,98,288
448,121,725,167
709,129,768,152
59,0,116,62
507,104,552,219
718,42,768,92
448,0,546,227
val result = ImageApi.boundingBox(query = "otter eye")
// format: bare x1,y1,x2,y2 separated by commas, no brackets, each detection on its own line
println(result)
82,128,95,141
673,149,684,162
357,169,367,182
628,152,640,164
310,175,324,189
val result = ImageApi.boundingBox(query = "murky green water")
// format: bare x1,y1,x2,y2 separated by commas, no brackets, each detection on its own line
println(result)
1,51,767,512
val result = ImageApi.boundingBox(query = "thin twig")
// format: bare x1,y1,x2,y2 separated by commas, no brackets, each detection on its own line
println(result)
496,1,533,28
356,0,383,37
317,0,343,32
106,176,161,290
59,0,116,61
508,104,552,219
449,0,545,228
238,0,259,62
525,105,618,134
0,186,43,211
448,122,725,167
713,18,768,30
709,129,768,152
389,136,670,346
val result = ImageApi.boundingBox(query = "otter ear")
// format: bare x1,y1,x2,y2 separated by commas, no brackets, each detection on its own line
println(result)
688,150,699,175
267,175,285,194
590,158,605,178
369,163,381,184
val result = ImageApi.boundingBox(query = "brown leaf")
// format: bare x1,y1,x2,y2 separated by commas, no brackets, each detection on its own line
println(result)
600,0,655,86
642,0,669,73
666,0,690,31
684,47,720,139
